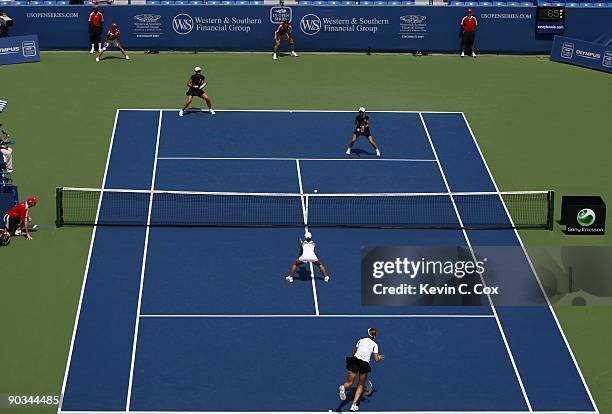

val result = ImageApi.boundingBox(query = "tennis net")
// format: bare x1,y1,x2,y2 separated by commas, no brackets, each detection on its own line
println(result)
55,187,554,230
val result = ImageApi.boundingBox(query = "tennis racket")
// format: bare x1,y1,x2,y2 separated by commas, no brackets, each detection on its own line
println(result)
364,378,374,396
199,82,207,90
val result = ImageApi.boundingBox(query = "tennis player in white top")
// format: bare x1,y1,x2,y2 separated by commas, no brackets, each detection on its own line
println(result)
339,328,385,412
286,231,330,283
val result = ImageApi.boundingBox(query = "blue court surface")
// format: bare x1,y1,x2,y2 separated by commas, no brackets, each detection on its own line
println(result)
59,110,597,413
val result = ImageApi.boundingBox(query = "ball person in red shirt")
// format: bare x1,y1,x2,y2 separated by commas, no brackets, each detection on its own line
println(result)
96,23,130,62
273,20,299,61
3,197,38,240
460,8,478,58
88,5,104,54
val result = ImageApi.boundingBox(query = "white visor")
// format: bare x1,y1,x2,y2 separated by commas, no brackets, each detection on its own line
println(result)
304,231,312,239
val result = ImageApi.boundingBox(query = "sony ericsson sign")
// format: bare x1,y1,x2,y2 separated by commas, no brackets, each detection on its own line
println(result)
0,35,40,66
361,246,500,306
561,196,606,235
172,13,263,35
300,13,389,36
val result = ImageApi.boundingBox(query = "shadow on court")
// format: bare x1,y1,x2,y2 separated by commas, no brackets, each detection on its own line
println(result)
333,387,377,412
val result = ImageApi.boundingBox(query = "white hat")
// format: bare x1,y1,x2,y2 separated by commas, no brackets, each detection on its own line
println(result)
194,66,202,72
304,231,312,239
358,107,366,112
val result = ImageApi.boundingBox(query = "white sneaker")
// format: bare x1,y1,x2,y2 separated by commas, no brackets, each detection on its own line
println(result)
345,148,351,155
209,109,216,115
273,53,277,60
14,229,23,236
179,109,184,117
95,57,100,62
125,55,130,60
89,49,94,54
376,149,381,157
350,404,359,412
291,51,299,57
286,275,294,283
461,52,465,57
339,385,346,401
472,52,477,58
324,275,330,282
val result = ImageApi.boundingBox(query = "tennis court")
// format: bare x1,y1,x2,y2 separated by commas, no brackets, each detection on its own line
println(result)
58,109,596,413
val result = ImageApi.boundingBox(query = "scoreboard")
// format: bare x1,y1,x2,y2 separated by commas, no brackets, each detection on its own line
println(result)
536,7,566,34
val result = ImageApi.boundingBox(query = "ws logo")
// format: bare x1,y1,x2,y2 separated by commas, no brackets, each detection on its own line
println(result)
300,14,321,35
173,13,194,35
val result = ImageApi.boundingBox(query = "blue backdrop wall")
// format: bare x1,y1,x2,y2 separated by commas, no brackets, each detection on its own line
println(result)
3,5,612,53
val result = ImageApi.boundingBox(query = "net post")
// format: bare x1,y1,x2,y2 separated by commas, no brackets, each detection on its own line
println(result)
55,187,63,228
547,190,555,230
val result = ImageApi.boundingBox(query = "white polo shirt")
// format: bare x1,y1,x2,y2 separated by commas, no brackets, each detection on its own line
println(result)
354,337,378,363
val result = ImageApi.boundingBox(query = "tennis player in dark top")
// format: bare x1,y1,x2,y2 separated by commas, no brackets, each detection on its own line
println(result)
179,66,215,117
346,107,381,157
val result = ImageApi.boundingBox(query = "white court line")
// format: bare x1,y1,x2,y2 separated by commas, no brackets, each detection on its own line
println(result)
158,157,437,162
59,410,598,414
118,108,463,114
125,110,164,412
139,314,495,318
460,113,599,413
57,110,121,414
419,112,533,412
295,159,320,316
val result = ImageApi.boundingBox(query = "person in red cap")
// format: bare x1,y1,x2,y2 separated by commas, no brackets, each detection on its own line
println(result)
88,4,104,54
460,8,478,58
3,197,38,240
96,22,129,62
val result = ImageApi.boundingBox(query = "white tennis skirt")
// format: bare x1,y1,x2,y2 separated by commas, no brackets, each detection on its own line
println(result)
299,253,318,263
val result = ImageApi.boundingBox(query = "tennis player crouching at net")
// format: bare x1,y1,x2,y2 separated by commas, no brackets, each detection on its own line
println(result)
340,328,385,412
286,231,330,283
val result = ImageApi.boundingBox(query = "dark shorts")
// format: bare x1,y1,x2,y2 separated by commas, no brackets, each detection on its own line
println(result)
355,128,371,137
186,87,205,97
3,214,20,236
346,356,371,374
275,32,291,41
462,30,475,46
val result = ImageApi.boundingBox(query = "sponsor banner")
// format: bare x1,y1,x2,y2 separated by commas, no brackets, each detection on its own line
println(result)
536,22,564,35
551,35,612,73
0,34,40,65
2,6,612,53
560,195,606,235
361,246,547,307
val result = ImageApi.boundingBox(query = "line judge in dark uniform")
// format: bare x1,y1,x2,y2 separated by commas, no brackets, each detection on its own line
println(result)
179,66,215,117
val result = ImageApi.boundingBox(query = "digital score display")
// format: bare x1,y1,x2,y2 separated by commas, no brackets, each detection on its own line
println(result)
536,7,566,34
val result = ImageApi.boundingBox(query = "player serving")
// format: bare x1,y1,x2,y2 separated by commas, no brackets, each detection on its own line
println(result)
286,231,330,283
346,107,381,157
179,66,215,117
96,23,129,62
273,20,299,61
